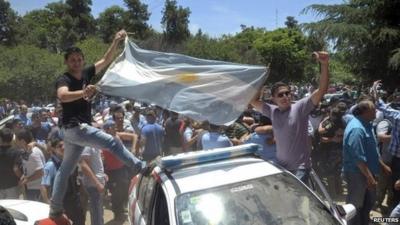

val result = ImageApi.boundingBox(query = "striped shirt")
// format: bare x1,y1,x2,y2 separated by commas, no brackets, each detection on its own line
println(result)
376,99,400,157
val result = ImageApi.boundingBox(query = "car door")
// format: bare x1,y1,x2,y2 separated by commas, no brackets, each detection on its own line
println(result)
150,183,170,225
132,174,157,225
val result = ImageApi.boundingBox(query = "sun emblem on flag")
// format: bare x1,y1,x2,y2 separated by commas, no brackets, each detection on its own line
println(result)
177,73,199,83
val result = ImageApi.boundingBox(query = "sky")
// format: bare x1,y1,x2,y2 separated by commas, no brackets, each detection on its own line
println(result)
9,0,344,37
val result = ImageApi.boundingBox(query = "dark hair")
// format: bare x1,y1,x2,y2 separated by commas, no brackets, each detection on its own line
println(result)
353,100,374,116
271,82,290,96
112,105,125,118
259,115,272,126
110,105,124,115
0,205,16,225
125,103,133,111
209,123,220,131
242,109,253,117
0,128,14,144
15,128,33,143
31,112,40,120
49,137,63,148
64,46,84,60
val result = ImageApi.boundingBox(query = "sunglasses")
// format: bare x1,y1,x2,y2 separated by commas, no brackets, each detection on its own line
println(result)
277,91,291,98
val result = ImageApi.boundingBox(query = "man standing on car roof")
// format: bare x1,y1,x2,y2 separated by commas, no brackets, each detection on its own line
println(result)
250,51,329,184
50,30,145,220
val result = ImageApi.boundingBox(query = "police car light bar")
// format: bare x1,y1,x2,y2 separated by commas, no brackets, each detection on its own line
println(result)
158,143,262,170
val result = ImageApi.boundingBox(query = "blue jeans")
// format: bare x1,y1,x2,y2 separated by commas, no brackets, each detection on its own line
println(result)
289,167,311,186
50,124,144,215
86,186,104,225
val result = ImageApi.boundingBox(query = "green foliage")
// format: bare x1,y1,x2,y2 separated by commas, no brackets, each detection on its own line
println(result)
65,0,96,40
161,0,191,45
0,45,63,102
76,37,110,82
303,0,400,89
0,0,19,46
254,28,308,82
123,0,151,40
19,2,78,52
285,16,299,29
97,6,126,43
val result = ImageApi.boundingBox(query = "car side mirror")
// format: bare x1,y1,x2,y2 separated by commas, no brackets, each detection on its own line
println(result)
336,204,356,221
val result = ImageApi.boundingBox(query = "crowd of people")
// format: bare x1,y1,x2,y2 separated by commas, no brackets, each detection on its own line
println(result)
0,29,400,225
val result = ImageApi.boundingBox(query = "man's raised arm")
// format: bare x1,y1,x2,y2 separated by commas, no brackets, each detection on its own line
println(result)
94,29,127,75
311,51,330,105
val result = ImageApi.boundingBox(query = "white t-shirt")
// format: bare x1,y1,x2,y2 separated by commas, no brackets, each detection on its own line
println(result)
23,147,45,190
81,147,106,187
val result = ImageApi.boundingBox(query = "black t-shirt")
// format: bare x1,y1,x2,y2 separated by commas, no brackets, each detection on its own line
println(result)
164,118,183,148
55,65,95,127
0,146,22,189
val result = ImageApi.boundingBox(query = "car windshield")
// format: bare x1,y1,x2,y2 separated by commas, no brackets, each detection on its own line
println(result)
175,173,341,225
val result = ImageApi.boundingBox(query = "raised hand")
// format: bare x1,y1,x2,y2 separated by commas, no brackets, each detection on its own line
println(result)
312,51,329,65
114,29,127,42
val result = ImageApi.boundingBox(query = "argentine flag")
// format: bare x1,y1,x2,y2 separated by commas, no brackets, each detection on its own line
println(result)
98,39,268,125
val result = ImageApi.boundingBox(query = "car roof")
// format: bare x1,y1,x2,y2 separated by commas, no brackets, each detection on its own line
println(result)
163,157,282,194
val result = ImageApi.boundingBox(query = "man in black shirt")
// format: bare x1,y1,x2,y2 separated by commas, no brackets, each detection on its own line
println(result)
0,128,22,199
50,30,145,219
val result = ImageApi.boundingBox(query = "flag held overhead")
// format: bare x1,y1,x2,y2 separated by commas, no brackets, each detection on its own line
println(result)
97,39,268,125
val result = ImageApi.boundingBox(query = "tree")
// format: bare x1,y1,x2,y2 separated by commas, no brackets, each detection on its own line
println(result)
123,0,150,40
254,28,308,82
0,44,63,102
65,0,96,40
97,6,126,43
285,16,298,29
161,0,191,45
303,0,400,89
0,0,19,46
19,2,78,52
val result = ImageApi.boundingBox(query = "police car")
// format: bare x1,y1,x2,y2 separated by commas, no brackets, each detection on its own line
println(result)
128,144,355,225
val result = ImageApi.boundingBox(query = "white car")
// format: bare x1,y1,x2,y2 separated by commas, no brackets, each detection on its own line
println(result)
0,200,49,225
128,144,356,225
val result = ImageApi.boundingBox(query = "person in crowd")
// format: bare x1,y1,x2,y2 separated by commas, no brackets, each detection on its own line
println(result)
250,51,330,183
41,138,85,225
79,146,107,225
343,100,390,225
164,111,183,155
244,115,276,162
180,117,199,152
102,120,130,221
225,115,251,146
0,128,22,199
372,81,400,212
124,102,134,121
375,113,394,214
15,104,31,126
201,123,233,150
318,103,346,198
387,179,400,225
112,106,136,151
50,29,145,220
138,110,164,161
29,111,51,144
130,106,147,135
15,128,45,201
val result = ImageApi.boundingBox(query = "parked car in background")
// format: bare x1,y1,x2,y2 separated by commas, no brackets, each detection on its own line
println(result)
128,144,356,225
